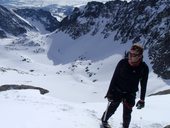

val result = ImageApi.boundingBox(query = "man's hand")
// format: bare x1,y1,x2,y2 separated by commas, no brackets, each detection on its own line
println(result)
136,100,145,109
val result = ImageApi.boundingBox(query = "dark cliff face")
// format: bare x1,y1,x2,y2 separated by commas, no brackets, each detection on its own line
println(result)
0,5,36,37
14,8,60,32
59,0,170,79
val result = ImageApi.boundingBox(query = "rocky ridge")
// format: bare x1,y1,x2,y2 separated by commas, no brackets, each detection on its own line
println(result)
59,0,170,79
0,5,36,38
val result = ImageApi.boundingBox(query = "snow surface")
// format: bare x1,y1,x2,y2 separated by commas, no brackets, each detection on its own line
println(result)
0,89,170,128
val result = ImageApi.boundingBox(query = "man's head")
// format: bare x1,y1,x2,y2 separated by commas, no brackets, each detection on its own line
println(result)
128,43,143,66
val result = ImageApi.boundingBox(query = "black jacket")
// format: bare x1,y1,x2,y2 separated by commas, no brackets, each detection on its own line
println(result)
106,58,149,100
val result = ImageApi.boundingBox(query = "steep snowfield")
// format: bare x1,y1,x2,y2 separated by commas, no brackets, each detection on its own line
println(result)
0,89,170,128
47,31,130,64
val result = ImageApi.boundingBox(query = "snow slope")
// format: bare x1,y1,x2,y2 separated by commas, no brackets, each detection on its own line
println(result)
0,89,170,128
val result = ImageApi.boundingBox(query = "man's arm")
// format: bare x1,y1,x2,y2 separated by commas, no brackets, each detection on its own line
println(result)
140,64,149,101
136,63,149,109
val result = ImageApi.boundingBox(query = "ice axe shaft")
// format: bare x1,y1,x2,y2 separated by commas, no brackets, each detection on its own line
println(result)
103,101,111,121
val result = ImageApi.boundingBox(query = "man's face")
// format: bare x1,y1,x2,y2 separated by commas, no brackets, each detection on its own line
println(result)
129,50,142,63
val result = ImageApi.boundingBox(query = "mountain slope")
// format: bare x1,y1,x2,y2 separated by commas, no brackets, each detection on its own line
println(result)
13,8,60,34
0,5,36,37
0,1,170,127
56,0,170,79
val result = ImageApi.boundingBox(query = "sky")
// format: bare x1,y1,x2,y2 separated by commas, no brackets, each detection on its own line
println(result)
0,0,131,6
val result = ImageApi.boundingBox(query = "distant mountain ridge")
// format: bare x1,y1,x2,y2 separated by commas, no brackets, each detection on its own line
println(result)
0,5,61,36
0,5,36,37
58,0,170,79
13,8,60,33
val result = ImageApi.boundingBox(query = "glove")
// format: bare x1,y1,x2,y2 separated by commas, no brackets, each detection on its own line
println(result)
136,100,145,109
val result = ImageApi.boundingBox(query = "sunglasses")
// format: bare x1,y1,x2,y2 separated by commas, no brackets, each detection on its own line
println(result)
130,52,141,57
